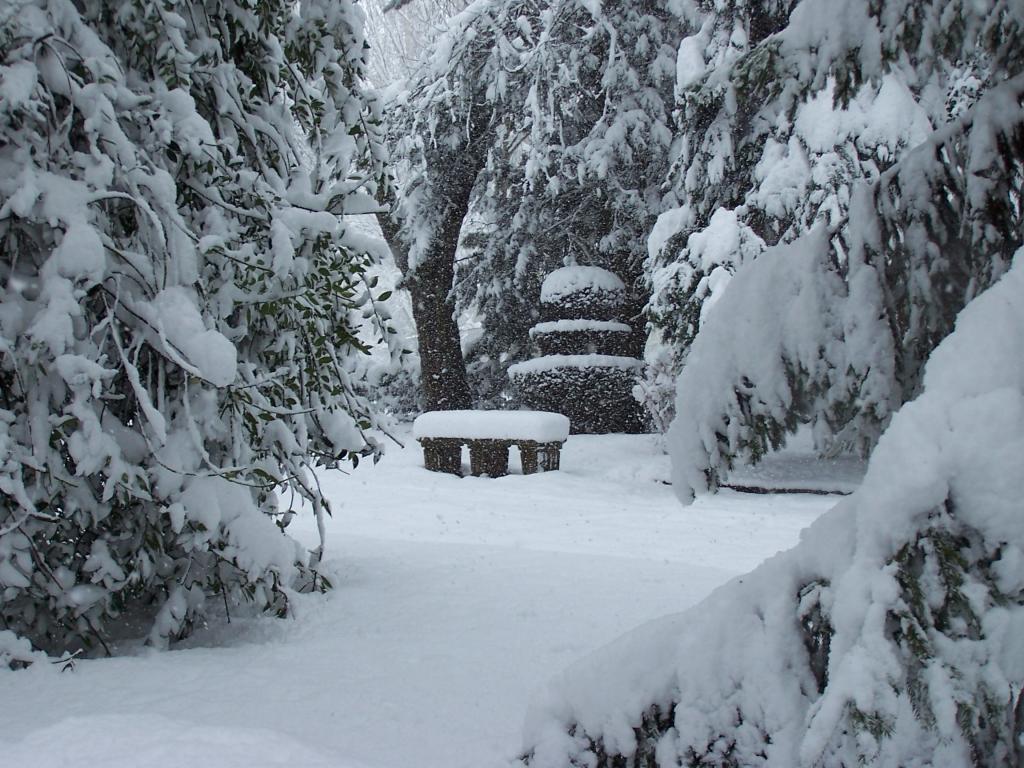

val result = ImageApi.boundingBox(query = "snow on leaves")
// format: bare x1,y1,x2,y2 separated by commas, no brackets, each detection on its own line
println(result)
646,0,1023,401
0,0,390,655
644,0,1024,501
669,72,1024,504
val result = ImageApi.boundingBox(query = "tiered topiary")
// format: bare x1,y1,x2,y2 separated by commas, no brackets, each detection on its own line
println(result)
509,266,646,433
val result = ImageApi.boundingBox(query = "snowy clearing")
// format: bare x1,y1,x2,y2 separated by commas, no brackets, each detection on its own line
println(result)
0,433,838,768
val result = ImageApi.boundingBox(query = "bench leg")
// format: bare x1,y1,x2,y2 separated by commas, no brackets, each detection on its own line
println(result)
537,442,562,472
519,442,539,475
420,439,463,475
468,440,510,477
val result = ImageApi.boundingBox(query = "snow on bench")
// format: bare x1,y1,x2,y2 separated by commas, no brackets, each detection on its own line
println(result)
413,410,570,442
413,410,570,477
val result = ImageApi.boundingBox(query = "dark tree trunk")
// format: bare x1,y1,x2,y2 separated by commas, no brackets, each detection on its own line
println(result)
377,128,488,412
405,199,473,411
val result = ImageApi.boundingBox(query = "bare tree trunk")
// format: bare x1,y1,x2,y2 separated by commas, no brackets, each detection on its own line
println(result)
377,156,480,412
404,196,473,411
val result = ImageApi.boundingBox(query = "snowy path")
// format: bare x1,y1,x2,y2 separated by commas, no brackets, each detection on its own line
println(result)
0,434,837,768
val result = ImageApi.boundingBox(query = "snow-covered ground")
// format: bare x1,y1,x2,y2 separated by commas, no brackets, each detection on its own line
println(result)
0,432,839,768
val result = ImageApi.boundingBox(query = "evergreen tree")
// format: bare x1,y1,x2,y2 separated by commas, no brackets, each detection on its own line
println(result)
460,0,686,405
0,0,390,654
377,0,529,411
652,0,1022,487
383,0,688,408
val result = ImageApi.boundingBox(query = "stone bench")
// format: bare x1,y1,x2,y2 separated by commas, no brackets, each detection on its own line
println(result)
412,410,571,477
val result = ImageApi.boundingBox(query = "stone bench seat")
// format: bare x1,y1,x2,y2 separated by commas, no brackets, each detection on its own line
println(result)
412,410,570,477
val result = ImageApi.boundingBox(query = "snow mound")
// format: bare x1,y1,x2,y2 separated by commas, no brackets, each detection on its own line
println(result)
540,266,625,303
522,250,1024,766
508,355,643,377
413,410,570,442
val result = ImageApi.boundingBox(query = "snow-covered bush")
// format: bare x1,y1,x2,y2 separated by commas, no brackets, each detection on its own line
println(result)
510,357,645,435
642,207,765,437
512,266,645,433
361,358,424,422
647,0,1023,442
668,71,1024,503
522,244,1024,767
0,0,390,655
647,207,766,356
530,320,633,357
539,267,627,323
632,345,678,437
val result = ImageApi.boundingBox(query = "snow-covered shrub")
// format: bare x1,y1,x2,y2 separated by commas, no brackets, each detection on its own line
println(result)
647,208,766,355
466,347,525,410
363,359,424,422
670,70,1024,503
510,357,645,435
539,267,627,323
632,345,679,437
647,0,1022,434
641,208,764,438
522,245,1024,768
0,629,64,671
530,320,633,357
352,341,423,423
0,0,390,655
512,266,645,433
